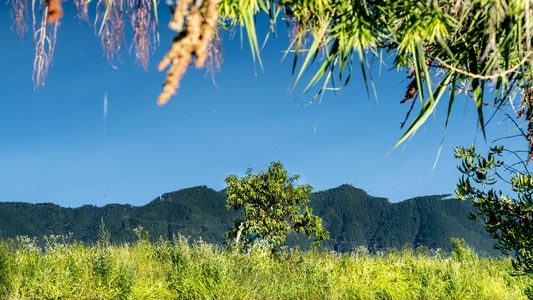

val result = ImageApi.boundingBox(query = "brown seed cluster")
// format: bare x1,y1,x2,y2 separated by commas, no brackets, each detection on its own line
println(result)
46,0,63,24
401,78,418,103
194,0,218,68
157,0,219,105
169,0,194,32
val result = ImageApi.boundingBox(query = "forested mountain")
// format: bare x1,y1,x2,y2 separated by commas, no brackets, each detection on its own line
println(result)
309,185,496,254
0,185,498,255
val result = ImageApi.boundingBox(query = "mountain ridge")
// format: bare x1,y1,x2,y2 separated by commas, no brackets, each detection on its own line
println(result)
0,184,498,255
0,184,445,208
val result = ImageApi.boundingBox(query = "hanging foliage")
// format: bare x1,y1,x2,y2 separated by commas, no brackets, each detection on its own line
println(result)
5,0,533,149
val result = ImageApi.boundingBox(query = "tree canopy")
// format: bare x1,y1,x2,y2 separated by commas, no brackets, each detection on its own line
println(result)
455,145,533,275
5,0,533,149
225,162,329,250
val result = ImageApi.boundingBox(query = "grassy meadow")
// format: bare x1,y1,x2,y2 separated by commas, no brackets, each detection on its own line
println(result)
0,235,531,299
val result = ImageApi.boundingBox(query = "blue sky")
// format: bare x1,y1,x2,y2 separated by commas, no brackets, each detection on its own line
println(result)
0,5,523,207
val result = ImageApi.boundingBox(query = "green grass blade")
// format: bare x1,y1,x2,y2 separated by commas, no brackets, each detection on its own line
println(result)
472,79,487,140
394,71,453,149
292,23,329,91
242,11,263,69
302,40,338,93
151,0,160,44
445,75,457,128
97,0,113,36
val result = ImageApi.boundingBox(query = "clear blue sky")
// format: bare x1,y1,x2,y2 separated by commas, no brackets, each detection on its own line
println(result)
0,6,523,207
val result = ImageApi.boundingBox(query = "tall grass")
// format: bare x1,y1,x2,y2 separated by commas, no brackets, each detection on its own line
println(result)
0,235,530,299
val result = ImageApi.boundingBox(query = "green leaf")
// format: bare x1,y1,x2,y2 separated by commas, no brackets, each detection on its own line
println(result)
292,23,329,91
445,75,457,128
394,71,453,149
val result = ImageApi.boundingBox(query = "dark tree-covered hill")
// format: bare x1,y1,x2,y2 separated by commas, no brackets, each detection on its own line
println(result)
0,185,498,255
310,184,496,254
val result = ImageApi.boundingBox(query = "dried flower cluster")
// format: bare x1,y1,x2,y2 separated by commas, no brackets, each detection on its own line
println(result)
204,34,222,79
95,0,125,65
128,0,157,70
32,0,59,88
74,0,90,21
10,0,28,37
20,0,161,89
157,0,219,105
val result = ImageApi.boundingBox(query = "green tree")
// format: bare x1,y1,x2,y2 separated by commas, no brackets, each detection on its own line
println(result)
455,145,533,275
225,162,329,250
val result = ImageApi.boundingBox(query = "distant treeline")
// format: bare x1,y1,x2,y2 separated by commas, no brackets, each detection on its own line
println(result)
0,185,498,255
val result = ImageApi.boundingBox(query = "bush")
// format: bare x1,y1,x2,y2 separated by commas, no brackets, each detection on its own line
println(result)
451,238,476,262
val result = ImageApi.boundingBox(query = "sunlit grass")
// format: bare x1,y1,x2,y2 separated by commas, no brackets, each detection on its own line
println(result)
0,235,531,299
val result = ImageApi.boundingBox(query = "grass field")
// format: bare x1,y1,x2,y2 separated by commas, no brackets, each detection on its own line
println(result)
0,235,531,299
